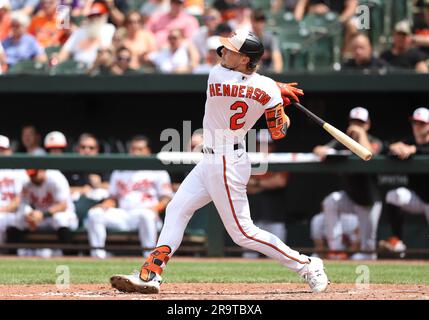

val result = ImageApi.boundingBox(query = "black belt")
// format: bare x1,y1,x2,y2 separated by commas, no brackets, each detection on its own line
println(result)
202,144,243,154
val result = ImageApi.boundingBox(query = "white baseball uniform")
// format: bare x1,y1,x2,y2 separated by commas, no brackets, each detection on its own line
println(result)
15,170,78,231
156,64,310,273
310,212,359,250
87,170,173,258
0,170,28,244
322,191,382,252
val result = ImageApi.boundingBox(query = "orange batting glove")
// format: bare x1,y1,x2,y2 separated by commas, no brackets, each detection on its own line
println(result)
276,82,304,106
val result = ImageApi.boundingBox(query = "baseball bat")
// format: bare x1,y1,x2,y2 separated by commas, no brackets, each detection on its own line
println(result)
292,102,373,161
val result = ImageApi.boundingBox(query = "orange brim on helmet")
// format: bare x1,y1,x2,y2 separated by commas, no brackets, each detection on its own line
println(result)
219,37,240,53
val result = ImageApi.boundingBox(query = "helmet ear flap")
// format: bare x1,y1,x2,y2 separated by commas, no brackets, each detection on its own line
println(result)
216,46,224,57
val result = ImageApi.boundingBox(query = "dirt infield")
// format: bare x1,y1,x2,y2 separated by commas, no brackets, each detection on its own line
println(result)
0,283,428,300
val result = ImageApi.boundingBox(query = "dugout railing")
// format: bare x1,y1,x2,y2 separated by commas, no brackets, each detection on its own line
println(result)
0,153,428,258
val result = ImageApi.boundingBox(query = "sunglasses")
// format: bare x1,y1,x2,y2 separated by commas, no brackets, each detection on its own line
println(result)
118,56,131,62
79,145,97,150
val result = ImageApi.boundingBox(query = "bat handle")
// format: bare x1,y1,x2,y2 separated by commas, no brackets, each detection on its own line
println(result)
291,102,325,127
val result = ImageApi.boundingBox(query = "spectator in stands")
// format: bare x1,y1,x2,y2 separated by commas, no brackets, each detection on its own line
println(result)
313,107,383,260
57,1,115,67
82,0,129,27
228,0,252,31
380,20,429,73
243,130,289,259
86,135,173,258
140,0,170,22
0,135,28,252
122,11,156,70
310,211,359,260
110,46,134,74
87,47,114,75
44,131,68,154
65,133,109,202
412,0,429,59
21,124,46,155
192,7,222,60
10,0,39,16
7,168,78,256
250,9,283,74
145,0,199,49
0,41,5,73
193,35,221,73
212,0,238,22
145,28,199,73
342,33,388,72
28,0,69,48
379,107,429,254
0,0,11,41
111,26,126,49
2,11,47,67
214,21,232,37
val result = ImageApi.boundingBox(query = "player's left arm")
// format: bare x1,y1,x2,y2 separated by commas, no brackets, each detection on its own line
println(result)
264,81,304,140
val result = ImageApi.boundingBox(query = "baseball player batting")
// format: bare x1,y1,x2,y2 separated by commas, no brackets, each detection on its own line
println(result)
110,30,329,294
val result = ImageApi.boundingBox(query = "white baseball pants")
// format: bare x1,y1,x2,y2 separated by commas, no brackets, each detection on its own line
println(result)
322,191,382,251
14,205,78,231
310,212,359,250
86,207,159,258
157,150,310,273
386,187,429,224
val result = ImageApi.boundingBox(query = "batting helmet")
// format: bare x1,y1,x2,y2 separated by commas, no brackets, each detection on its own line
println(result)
217,30,264,69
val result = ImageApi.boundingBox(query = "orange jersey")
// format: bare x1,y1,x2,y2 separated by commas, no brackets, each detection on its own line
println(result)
0,13,11,41
28,12,68,47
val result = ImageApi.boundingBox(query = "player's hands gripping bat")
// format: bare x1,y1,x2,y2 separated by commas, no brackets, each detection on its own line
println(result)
276,82,304,106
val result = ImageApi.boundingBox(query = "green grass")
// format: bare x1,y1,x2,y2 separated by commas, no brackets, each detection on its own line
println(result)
0,258,427,285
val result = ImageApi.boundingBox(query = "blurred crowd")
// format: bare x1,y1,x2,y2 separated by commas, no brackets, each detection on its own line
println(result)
0,0,428,74
0,105,429,260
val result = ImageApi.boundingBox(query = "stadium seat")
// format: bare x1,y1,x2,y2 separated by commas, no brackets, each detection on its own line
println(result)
7,60,48,75
45,45,61,59
128,0,147,11
49,60,87,75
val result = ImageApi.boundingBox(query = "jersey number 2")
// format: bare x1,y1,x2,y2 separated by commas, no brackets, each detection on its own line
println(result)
230,101,249,130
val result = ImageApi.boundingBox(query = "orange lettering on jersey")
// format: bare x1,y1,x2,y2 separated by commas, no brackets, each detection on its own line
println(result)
215,83,221,96
246,86,254,99
238,85,246,98
223,84,231,96
253,88,261,101
259,91,271,106
209,84,215,97
231,85,238,97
